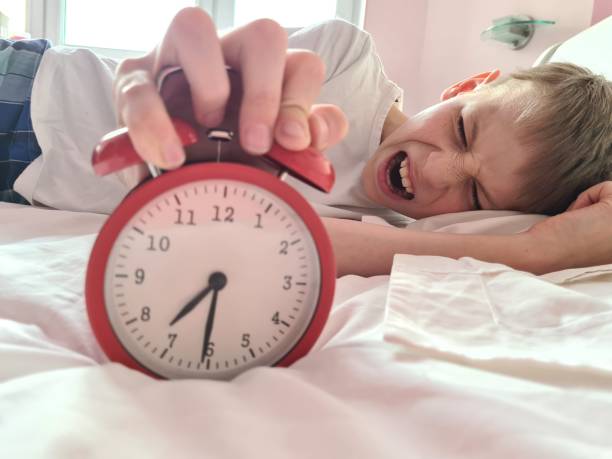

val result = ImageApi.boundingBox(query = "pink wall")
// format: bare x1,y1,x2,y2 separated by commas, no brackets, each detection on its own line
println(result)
364,0,595,114
592,0,612,23
364,0,428,114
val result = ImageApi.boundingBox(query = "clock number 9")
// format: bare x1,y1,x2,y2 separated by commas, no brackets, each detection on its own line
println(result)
134,268,145,285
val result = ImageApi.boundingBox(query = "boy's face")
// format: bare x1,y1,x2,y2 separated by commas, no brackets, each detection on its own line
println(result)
361,82,534,219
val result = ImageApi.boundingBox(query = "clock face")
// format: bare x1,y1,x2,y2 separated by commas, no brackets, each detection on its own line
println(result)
99,173,323,380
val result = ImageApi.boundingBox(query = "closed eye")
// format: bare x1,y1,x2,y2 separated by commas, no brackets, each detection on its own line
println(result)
471,181,482,210
456,113,467,149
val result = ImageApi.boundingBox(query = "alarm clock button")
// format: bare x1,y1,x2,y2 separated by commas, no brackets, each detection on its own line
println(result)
265,144,335,193
92,118,199,176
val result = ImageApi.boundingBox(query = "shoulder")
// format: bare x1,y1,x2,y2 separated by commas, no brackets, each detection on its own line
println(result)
40,46,118,73
288,20,377,82
289,19,372,53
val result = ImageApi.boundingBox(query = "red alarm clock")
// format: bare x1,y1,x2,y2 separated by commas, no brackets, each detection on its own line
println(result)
85,67,335,380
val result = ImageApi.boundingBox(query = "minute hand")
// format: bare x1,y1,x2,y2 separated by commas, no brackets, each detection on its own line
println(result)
201,288,220,363
169,284,213,326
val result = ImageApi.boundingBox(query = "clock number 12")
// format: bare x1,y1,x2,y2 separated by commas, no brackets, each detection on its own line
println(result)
212,205,234,222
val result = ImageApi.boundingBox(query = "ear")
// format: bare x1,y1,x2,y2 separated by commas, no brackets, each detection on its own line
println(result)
440,69,501,101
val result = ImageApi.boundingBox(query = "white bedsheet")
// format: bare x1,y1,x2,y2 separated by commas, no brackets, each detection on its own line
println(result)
1,202,612,458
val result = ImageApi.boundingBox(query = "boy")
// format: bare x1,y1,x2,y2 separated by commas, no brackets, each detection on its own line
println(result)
3,8,612,276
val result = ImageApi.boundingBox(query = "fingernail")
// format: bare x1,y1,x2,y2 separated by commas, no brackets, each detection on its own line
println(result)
163,145,185,168
244,123,271,154
280,120,306,139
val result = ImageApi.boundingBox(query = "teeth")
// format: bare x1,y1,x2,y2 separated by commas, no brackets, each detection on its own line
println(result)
399,160,413,193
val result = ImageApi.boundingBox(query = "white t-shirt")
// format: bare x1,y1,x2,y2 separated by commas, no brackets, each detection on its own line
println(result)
16,19,404,222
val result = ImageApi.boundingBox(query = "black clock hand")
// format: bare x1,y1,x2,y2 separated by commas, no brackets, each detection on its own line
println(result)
201,272,227,363
201,289,219,363
169,284,213,326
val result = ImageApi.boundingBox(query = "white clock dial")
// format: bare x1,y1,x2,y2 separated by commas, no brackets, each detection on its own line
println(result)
103,179,321,379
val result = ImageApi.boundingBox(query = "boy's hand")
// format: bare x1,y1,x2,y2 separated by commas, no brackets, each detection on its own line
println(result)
527,181,612,272
113,7,348,169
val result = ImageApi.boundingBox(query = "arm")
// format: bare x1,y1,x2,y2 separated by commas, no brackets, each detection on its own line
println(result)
325,181,612,277
323,218,540,277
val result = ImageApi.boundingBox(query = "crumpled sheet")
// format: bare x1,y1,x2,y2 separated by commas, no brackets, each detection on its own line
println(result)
1,202,612,459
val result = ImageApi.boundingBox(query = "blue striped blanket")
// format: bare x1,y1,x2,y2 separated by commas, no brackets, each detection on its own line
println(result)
0,38,51,204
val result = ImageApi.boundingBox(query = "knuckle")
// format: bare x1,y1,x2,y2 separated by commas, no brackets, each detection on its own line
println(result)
247,18,287,47
119,75,153,101
171,7,215,34
288,50,325,83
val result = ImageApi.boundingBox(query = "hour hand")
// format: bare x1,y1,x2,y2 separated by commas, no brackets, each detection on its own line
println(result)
169,285,212,326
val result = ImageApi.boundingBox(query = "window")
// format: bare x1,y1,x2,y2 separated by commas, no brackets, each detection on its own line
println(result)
0,0,27,37
26,0,365,58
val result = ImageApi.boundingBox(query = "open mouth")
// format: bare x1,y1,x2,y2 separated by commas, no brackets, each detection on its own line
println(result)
386,151,415,200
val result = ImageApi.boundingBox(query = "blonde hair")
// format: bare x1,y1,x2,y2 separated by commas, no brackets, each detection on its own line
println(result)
500,63,612,215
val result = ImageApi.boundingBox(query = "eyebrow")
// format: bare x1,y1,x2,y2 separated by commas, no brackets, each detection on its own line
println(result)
469,112,500,210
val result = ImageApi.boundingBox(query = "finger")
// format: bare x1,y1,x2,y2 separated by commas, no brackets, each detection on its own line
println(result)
116,68,185,169
154,7,230,126
308,105,349,151
222,19,288,154
567,182,608,211
273,50,326,151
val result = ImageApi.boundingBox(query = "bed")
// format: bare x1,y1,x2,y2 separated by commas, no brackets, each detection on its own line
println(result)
1,17,611,459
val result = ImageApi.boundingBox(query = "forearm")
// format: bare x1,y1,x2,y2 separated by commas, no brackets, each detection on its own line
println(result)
322,218,549,277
